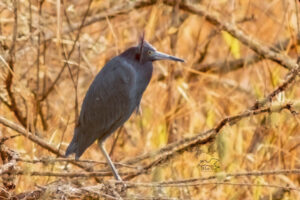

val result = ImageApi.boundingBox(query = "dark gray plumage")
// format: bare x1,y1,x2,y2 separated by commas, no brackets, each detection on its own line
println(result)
65,38,184,181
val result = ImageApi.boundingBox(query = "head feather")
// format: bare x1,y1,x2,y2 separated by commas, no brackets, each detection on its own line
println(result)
139,32,145,62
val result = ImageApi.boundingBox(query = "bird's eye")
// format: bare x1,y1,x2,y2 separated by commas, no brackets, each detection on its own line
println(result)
147,50,152,55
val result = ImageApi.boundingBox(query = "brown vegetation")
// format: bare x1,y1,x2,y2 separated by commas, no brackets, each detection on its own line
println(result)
1,0,300,199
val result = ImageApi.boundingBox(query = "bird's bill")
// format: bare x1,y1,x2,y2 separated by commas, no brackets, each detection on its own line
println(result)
153,51,184,62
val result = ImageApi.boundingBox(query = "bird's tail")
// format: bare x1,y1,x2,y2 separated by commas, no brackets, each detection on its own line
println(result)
65,139,76,157
65,128,80,159
65,127,97,159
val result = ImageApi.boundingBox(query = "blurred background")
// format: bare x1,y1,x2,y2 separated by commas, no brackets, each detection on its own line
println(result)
1,0,300,199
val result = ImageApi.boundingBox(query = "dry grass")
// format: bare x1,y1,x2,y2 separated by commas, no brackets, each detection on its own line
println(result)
1,0,300,199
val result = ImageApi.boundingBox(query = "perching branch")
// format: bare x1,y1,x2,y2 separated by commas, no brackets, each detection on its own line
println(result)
16,157,137,169
3,104,293,180
9,170,300,199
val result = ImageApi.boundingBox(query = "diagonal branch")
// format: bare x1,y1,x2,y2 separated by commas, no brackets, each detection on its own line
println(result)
123,103,296,180
193,34,300,74
162,0,298,70
123,56,300,177
0,116,92,172
125,66,299,166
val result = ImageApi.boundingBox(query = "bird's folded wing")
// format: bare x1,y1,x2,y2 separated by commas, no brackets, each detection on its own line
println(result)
78,58,137,138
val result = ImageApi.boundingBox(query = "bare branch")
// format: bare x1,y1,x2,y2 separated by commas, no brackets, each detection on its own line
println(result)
0,115,94,172
124,103,295,179
194,34,300,74
162,0,298,70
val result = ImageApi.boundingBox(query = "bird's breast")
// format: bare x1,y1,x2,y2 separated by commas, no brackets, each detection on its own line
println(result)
136,62,153,91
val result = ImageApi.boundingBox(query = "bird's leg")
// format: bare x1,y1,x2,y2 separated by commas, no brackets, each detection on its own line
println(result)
98,142,123,181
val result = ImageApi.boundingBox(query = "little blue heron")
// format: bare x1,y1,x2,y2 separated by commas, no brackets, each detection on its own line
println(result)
65,37,184,181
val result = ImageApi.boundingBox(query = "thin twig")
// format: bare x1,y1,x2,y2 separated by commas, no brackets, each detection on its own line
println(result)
39,0,93,102
33,0,45,129
4,0,27,127
109,126,123,157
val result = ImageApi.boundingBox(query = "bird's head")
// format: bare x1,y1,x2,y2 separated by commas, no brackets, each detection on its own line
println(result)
137,37,184,63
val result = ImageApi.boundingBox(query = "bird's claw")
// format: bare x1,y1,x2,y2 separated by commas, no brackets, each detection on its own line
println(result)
119,181,127,192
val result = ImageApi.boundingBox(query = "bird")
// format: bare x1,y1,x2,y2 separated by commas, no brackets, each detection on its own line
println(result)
65,36,184,181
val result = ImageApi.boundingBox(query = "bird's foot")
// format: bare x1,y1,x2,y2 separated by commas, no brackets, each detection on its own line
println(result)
104,181,126,199
116,180,127,193
106,180,127,197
